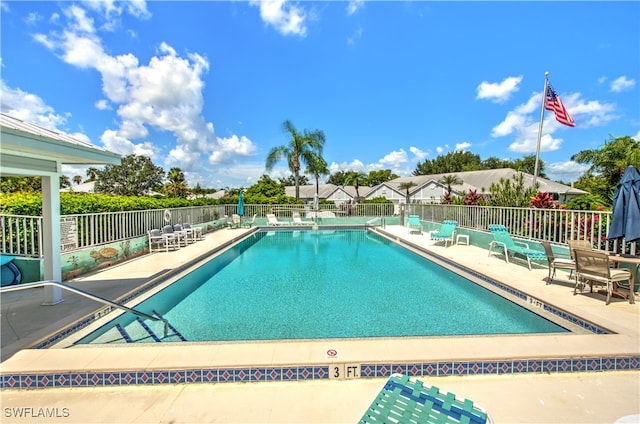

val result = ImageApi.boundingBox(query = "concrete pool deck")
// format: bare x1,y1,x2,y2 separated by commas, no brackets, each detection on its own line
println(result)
1,225,639,423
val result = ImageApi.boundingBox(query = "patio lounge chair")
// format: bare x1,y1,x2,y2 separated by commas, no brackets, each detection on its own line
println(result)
430,220,457,247
488,225,546,270
406,215,423,234
574,248,634,305
266,213,286,226
541,241,575,284
359,373,493,424
292,212,310,226
148,229,179,252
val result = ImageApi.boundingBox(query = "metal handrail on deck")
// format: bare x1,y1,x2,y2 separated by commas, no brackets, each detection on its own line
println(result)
0,280,169,337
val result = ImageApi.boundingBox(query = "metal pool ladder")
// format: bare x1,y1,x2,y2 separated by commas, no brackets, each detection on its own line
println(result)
0,280,173,338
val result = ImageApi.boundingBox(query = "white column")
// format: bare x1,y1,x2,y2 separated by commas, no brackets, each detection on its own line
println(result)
41,175,63,305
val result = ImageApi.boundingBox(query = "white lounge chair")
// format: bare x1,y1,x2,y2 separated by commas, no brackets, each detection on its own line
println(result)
292,212,310,226
266,213,286,226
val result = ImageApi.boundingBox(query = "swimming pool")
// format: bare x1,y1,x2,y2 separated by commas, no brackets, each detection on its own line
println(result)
75,229,568,345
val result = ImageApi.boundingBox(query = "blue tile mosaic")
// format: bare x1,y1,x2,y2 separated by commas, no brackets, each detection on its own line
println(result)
1,356,639,390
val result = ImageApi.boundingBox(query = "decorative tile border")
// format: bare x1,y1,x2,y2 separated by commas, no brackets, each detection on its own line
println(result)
2,357,638,390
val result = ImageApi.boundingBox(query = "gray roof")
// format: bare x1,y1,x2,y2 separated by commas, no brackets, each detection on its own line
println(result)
1,113,121,166
285,184,374,199
388,168,587,196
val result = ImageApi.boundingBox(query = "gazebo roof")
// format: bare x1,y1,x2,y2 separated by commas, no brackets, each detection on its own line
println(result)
0,113,120,176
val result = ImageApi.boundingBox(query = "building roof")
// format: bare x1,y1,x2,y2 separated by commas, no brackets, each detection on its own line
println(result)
388,168,587,196
60,181,96,193
0,113,121,172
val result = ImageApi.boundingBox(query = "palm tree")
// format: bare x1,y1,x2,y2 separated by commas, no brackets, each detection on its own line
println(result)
398,181,417,206
86,167,99,181
164,167,189,198
265,120,326,199
305,155,329,197
72,175,83,185
344,171,368,201
438,174,463,204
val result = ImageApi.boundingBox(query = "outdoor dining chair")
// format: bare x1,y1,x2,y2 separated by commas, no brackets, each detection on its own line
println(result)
573,248,634,305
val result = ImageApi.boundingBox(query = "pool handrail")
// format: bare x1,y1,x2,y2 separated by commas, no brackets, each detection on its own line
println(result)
0,280,170,337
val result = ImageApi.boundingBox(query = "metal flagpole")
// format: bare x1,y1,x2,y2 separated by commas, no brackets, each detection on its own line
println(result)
533,71,549,188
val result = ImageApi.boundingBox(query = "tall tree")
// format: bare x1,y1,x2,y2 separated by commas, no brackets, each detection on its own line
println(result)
265,120,325,199
279,174,310,186
72,175,83,185
95,154,165,196
572,135,640,200
163,167,189,198
344,170,368,200
367,169,399,186
398,181,417,205
513,154,546,177
327,170,349,186
438,174,463,204
85,167,99,182
413,151,482,176
305,155,329,196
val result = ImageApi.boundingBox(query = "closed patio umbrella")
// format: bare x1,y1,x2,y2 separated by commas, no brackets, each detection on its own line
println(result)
607,165,640,242
237,191,245,217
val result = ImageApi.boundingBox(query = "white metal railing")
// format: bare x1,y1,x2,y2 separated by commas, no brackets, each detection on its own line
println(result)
1,203,636,257
0,280,170,336
0,214,43,257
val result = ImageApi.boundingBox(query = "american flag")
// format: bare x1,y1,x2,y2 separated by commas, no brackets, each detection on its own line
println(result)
544,82,575,127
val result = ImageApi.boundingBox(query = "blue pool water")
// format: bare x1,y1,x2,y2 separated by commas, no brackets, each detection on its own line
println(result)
78,230,567,344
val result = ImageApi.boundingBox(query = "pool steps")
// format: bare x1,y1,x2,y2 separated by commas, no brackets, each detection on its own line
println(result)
136,318,161,342
153,311,188,342
107,312,188,344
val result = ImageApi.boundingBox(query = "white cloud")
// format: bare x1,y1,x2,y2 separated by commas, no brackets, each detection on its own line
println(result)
610,76,636,92
378,149,407,168
249,0,307,37
0,80,69,130
491,89,618,155
31,3,257,179
100,129,158,158
409,146,429,161
347,0,364,15
94,99,111,110
476,75,523,103
546,161,590,183
455,142,472,151
347,27,363,45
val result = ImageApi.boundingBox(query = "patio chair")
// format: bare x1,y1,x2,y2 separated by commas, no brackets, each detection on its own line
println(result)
148,229,179,252
266,213,286,226
183,223,204,241
173,224,195,244
232,214,242,228
406,215,423,234
162,225,188,247
567,239,592,260
359,373,493,424
242,214,257,228
430,220,457,247
488,225,546,270
541,241,575,284
573,248,634,305
292,212,310,226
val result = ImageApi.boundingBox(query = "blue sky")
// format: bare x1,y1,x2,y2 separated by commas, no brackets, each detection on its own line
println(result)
1,1,638,189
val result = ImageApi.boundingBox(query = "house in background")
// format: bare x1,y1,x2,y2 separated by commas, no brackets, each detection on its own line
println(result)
286,168,587,209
